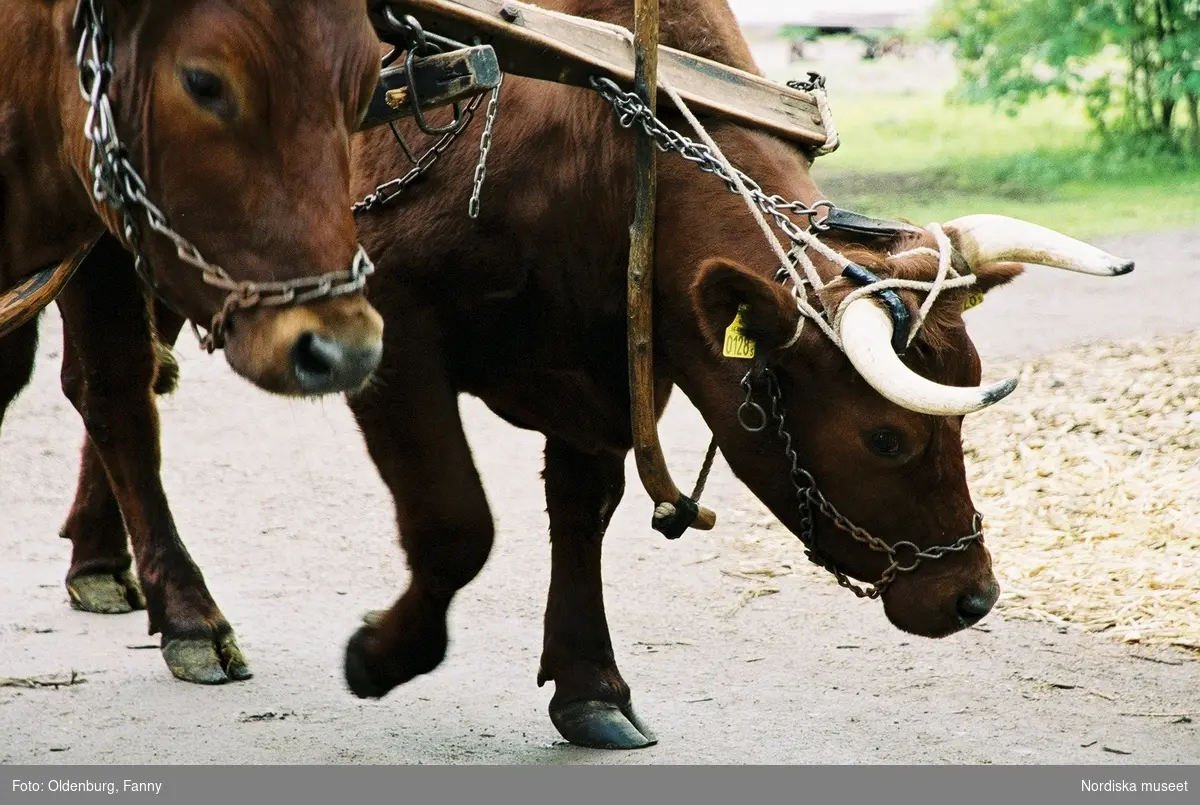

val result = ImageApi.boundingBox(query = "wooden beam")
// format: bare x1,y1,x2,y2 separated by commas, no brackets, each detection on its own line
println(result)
378,0,831,149
361,45,502,130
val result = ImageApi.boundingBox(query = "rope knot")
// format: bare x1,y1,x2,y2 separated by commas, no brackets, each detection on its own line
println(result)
651,497,700,540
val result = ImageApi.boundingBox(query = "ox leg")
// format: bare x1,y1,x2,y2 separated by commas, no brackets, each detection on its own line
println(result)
342,325,494,699
0,317,40,435
60,295,186,616
56,239,249,685
537,439,655,749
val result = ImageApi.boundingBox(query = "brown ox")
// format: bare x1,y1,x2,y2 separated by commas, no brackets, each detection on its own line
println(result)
0,0,385,683
30,0,1131,745
336,0,1132,748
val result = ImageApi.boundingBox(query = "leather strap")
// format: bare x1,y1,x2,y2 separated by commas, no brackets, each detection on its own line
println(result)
820,207,924,239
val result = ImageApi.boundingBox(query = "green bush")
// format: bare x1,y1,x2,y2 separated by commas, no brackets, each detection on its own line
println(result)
931,0,1200,151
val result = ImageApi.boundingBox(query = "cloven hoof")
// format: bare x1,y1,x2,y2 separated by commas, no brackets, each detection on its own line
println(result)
343,621,447,700
161,631,252,685
66,570,146,615
550,700,659,750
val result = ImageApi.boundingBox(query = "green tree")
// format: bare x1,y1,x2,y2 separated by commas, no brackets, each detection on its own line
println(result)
932,0,1200,151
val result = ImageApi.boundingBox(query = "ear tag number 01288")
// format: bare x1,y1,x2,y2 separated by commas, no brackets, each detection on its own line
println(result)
723,304,756,360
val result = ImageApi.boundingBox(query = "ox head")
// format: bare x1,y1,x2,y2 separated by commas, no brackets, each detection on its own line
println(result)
74,0,384,396
689,214,1133,638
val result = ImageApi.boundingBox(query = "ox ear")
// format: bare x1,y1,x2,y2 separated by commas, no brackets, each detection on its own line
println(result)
969,261,1025,295
691,258,801,355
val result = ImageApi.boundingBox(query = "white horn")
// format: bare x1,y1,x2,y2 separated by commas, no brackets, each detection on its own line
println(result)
943,214,1135,276
838,300,1017,416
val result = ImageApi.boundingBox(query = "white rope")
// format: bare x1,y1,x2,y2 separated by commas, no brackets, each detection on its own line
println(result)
809,85,840,156
615,31,976,355
657,83,791,270
657,78,847,349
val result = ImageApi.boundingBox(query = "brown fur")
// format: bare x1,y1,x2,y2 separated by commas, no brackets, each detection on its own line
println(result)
827,234,1024,359
339,0,1022,745
0,0,383,682
46,1,1033,737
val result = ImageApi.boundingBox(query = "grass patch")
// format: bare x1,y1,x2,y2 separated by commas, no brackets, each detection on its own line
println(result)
810,92,1200,239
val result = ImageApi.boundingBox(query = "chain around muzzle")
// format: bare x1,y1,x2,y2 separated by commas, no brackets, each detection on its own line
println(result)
75,0,376,355
739,367,984,599
192,247,376,353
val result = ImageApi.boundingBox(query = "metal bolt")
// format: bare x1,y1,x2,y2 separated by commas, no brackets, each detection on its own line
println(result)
499,2,521,22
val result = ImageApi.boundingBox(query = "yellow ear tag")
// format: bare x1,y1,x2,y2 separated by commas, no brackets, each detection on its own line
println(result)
962,290,985,312
723,304,757,360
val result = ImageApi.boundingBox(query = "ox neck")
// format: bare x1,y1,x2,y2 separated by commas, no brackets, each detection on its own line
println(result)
0,2,106,286
656,140,843,295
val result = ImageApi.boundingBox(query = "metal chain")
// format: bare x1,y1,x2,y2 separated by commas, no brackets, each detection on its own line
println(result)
73,0,375,353
788,73,840,156
352,91,488,215
590,76,833,244
468,74,505,219
739,368,983,599
593,72,981,589
786,73,826,94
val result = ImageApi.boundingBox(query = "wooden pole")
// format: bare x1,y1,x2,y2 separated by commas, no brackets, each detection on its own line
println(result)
627,0,716,534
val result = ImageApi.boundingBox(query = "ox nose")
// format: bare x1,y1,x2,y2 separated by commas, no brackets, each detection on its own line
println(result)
290,331,382,394
955,581,1001,627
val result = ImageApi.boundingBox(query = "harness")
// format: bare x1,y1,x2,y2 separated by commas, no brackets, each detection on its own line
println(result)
72,0,375,352
6,0,987,599
591,76,986,599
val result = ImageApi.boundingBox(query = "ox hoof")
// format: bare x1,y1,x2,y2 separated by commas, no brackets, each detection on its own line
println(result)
162,631,252,685
344,623,446,700
67,571,146,615
550,700,658,750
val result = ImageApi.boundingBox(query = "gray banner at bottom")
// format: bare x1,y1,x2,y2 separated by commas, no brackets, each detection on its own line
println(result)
4,765,1197,805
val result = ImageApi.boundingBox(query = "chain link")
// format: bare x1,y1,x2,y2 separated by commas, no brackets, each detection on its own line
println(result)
352,91,488,215
593,70,978,595
590,76,832,243
787,73,827,94
468,74,505,219
73,0,375,353
742,368,984,599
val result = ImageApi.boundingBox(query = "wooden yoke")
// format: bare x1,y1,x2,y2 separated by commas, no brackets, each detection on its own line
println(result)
627,0,716,537
381,0,833,151
0,242,97,340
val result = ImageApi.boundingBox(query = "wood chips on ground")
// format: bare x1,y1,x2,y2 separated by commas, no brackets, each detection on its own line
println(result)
967,333,1199,653
727,332,1200,655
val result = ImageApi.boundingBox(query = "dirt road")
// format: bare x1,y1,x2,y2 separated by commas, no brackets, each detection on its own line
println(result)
2,229,1197,765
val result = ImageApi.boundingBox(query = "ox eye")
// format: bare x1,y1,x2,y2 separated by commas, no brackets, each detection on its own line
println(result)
866,428,904,459
180,68,235,119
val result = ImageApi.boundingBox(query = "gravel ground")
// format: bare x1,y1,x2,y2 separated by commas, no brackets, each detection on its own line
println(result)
745,333,1200,652
1,228,1197,764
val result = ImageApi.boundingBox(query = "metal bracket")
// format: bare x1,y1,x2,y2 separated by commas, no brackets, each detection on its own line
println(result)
818,207,924,239
361,45,502,131
842,264,912,356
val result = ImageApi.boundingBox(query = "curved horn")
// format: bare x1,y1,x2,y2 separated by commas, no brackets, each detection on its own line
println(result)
839,300,1018,416
942,214,1134,276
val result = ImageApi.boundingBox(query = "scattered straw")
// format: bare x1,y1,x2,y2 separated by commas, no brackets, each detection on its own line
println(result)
723,332,1200,656
966,333,1199,654
0,671,86,689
